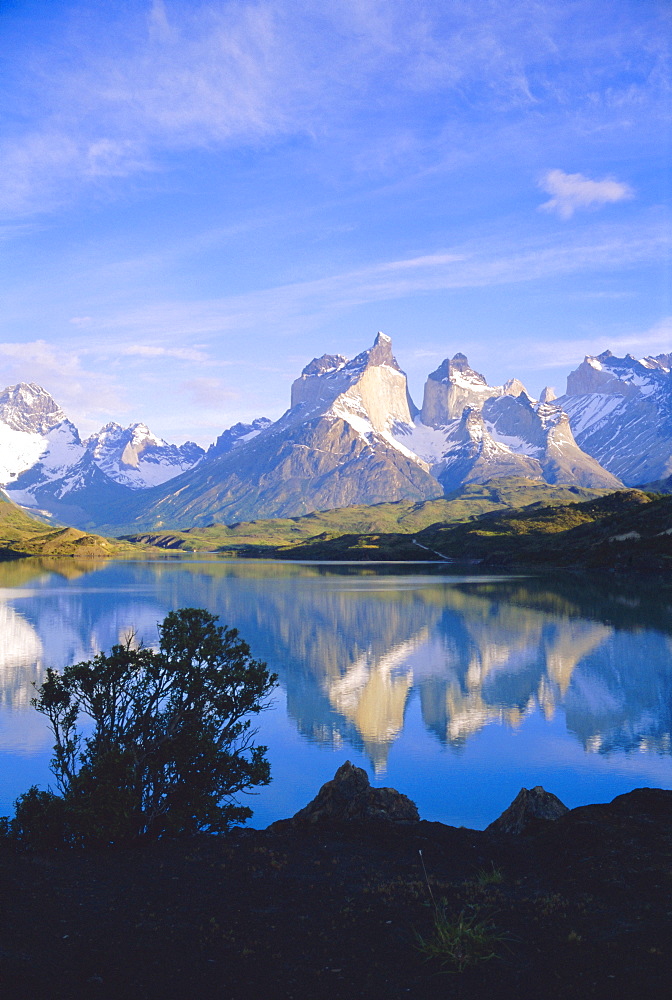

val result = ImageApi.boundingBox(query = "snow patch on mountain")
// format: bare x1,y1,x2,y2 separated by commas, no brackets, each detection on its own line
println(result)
557,351,672,484
0,424,49,483
392,420,449,465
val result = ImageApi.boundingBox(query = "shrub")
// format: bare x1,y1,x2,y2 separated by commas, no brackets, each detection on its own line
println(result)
21,607,277,846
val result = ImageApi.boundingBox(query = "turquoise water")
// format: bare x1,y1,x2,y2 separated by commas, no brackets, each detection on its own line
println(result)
0,557,670,829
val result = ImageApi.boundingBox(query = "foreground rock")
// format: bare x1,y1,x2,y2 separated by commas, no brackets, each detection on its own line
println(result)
279,760,420,825
487,785,569,834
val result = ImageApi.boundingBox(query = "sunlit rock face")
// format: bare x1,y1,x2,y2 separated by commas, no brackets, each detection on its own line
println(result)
289,332,417,442
482,395,620,489
420,354,502,427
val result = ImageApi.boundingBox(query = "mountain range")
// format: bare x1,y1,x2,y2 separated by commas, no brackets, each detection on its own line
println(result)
0,334,670,532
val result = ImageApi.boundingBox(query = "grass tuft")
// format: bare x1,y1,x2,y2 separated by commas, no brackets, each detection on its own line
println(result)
416,850,505,973
415,901,504,973
475,862,504,886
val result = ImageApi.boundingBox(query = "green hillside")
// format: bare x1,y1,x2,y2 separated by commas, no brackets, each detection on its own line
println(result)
0,492,140,559
123,478,611,553
266,490,672,575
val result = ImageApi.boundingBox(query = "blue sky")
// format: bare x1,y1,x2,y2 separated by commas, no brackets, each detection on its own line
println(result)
0,0,670,445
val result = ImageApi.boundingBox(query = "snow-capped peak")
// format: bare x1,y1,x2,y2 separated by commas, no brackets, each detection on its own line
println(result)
85,422,204,488
0,382,67,434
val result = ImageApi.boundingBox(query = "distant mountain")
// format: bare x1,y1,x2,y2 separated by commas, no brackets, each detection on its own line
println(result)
556,350,672,485
0,383,204,524
396,353,620,491
206,417,273,458
85,422,204,489
104,333,442,532
3,337,671,534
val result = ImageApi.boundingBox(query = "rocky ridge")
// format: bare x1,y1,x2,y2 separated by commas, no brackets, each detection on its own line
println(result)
1,337,669,531
89,334,627,532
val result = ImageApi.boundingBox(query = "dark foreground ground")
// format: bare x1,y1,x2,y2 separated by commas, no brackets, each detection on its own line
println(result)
1,788,670,1000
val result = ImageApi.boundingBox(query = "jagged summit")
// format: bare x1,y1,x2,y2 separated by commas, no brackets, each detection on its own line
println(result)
84,423,204,490
290,332,408,417
301,354,347,377
567,350,672,396
350,331,401,372
641,353,672,371
421,353,505,426
0,382,67,435
427,353,486,384
299,333,399,384
503,377,527,397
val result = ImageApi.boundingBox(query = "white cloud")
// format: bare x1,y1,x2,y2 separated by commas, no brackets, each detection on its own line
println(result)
539,169,634,219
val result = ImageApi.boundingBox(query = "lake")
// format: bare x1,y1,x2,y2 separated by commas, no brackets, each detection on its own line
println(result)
1,557,670,830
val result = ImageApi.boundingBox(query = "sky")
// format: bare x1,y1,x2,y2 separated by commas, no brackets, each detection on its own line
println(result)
0,0,670,446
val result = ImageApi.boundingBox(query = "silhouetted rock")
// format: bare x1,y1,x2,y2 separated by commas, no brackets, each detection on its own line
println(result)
286,760,419,824
487,785,569,834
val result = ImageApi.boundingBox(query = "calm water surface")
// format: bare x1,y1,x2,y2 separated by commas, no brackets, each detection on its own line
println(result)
0,557,670,829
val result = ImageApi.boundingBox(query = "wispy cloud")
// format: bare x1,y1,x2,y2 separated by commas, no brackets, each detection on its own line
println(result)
87,218,670,342
539,169,634,219
181,377,241,407
0,2,314,215
0,340,126,429
119,344,211,363
1,1,667,217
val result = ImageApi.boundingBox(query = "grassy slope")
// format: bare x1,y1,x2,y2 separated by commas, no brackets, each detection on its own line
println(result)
122,478,610,553
0,491,141,558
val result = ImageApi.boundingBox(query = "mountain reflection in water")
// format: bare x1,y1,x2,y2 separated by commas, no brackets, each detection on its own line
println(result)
0,558,670,827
